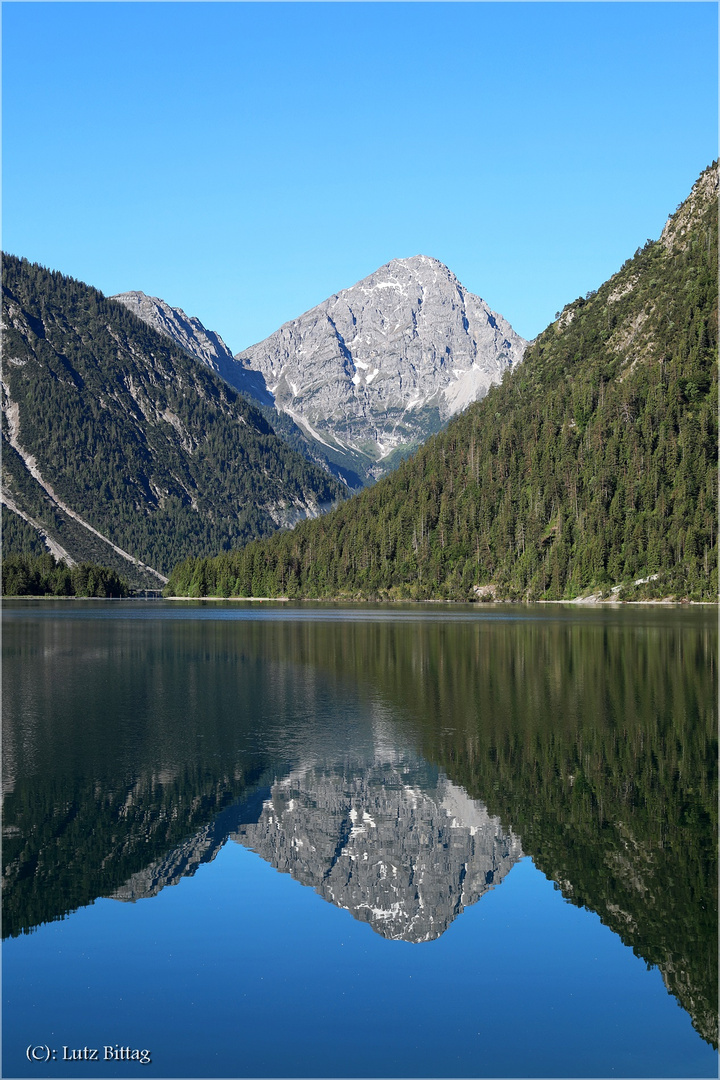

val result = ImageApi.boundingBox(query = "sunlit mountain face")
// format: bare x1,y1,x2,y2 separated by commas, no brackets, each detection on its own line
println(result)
235,255,527,482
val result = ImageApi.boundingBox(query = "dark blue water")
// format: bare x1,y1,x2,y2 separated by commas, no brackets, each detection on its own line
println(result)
3,601,717,1078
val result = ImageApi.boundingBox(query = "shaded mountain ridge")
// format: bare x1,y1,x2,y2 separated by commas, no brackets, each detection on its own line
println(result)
111,291,367,490
111,289,273,407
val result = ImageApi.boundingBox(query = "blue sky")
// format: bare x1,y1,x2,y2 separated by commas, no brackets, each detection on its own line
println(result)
2,2,717,352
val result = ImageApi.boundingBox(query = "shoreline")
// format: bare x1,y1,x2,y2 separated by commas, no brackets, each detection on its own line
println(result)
3,594,717,607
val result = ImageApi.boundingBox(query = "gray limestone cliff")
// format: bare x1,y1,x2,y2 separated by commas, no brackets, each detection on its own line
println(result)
236,256,527,479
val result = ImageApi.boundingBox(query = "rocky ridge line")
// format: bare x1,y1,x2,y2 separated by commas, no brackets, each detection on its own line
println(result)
111,291,272,406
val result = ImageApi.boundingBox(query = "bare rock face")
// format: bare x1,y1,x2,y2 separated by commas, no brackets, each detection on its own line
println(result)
113,257,526,484
233,757,523,942
111,291,272,406
660,161,719,255
236,256,527,478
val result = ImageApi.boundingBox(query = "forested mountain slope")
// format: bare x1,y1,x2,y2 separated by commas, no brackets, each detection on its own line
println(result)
1,257,346,584
168,162,718,601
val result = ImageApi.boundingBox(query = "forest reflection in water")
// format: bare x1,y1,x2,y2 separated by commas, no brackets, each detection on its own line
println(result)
2,601,717,1070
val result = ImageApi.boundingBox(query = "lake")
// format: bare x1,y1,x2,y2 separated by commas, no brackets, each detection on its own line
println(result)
2,601,717,1079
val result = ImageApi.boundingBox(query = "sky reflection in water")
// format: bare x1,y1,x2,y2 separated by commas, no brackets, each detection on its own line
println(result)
2,603,717,1078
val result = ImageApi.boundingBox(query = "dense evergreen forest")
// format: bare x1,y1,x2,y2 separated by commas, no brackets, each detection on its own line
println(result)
1,504,48,557
1,255,346,582
1,552,131,597
167,163,718,602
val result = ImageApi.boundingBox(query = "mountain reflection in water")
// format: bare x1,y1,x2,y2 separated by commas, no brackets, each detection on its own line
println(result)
111,752,522,943
2,602,717,1053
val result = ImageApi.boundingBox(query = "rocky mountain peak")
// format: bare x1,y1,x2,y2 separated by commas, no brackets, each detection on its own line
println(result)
236,256,527,478
233,756,523,942
111,257,526,485
349,253,458,293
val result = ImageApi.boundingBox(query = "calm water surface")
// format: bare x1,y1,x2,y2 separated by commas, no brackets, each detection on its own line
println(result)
2,602,717,1078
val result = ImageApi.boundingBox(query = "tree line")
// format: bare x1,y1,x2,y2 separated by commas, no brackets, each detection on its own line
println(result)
2,552,131,598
